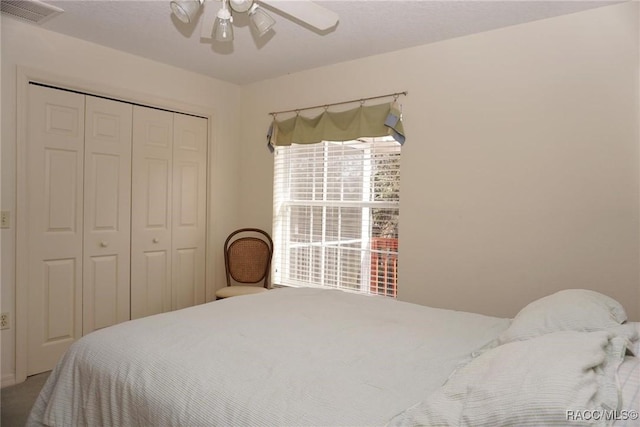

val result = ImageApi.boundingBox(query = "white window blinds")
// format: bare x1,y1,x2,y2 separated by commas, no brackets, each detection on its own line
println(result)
273,138,400,297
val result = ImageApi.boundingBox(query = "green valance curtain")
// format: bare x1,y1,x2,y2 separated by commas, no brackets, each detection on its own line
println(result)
267,101,405,150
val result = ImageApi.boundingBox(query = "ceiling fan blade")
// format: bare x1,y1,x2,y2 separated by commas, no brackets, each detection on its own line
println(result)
199,0,217,40
258,0,338,31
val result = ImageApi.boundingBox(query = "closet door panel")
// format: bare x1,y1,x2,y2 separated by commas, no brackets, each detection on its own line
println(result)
172,114,207,310
131,106,173,320
142,250,169,314
83,96,132,334
27,85,85,375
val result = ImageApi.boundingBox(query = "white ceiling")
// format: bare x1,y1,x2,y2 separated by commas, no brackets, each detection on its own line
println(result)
22,0,620,85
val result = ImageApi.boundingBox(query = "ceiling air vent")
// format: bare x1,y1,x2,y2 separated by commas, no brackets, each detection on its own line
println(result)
1,0,63,25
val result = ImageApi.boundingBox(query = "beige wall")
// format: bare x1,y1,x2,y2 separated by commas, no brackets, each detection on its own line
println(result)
239,2,640,320
0,18,243,384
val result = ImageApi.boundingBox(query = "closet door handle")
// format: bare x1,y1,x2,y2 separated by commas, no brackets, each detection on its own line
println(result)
153,238,159,243
100,241,108,248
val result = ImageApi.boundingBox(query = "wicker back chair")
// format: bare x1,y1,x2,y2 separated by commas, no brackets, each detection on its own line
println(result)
215,228,273,299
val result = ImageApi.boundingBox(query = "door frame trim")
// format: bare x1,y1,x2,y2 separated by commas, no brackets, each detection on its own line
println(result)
15,65,215,384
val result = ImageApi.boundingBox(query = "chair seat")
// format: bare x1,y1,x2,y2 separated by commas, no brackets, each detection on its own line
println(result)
215,286,269,299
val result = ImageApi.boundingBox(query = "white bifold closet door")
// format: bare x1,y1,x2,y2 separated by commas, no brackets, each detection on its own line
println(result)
130,106,207,320
82,97,133,334
26,85,207,375
26,86,132,374
171,114,207,311
130,106,173,319
26,85,86,375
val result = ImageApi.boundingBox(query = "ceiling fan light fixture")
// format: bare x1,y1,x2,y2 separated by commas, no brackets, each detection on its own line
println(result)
170,0,203,24
229,0,253,13
248,4,275,37
213,0,234,42
214,18,234,42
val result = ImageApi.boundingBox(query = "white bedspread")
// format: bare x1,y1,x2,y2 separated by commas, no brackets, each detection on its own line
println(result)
28,287,509,427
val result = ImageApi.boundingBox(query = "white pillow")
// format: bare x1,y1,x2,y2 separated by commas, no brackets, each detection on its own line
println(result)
627,322,640,356
388,330,627,427
498,289,627,344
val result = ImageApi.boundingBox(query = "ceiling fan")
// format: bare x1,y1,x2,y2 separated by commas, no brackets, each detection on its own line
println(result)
170,0,339,43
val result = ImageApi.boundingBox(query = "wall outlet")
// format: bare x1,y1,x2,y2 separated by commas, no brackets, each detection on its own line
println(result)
0,211,9,229
0,313,9,330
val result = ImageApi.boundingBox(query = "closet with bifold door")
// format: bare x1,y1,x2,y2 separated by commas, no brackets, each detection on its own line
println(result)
25,83,207,375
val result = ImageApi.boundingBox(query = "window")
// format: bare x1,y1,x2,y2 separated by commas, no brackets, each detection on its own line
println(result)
272,137,400,297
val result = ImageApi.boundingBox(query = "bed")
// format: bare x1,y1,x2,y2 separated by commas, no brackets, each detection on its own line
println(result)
27,287,639,426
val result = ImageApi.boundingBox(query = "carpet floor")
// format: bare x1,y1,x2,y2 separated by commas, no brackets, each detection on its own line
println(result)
1,372,50,427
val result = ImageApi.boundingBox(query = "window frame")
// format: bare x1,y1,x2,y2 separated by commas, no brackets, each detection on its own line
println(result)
272,138,400,297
